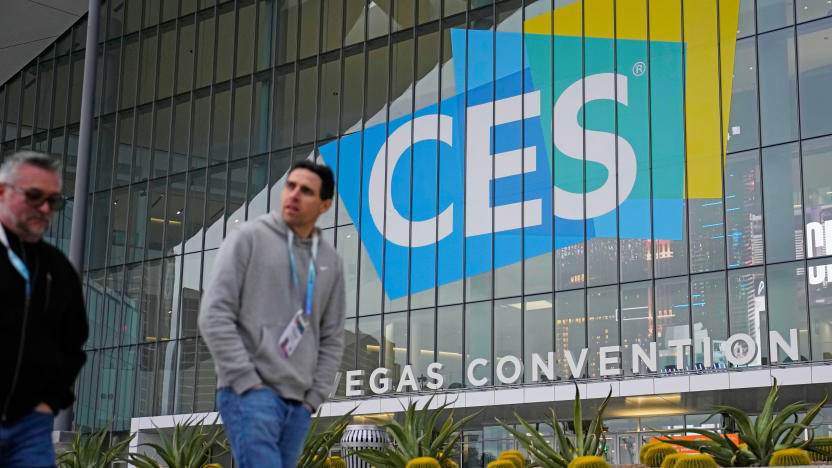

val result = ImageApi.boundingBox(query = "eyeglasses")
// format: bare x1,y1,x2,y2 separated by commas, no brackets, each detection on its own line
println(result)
5,184,65,211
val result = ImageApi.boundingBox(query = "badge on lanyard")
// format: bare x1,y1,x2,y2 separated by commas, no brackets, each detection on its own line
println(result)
278,229,318,358
0,223,31,297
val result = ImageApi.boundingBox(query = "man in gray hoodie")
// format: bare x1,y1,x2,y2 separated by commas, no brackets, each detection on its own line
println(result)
199,160,345,468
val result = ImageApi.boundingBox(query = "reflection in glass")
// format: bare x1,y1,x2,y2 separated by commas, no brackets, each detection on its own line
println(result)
410,308,435,389
724,150,763,268
727,267,767,366
758,28,799,146
437,305,463,388
357,315,381,393
766,262,809,361
797,18,832,139
524,294,553,382
494,299,521,386
465,302,491,387
556,289,585,378
621,282,653,374
587,286,618,378
762,143,803,263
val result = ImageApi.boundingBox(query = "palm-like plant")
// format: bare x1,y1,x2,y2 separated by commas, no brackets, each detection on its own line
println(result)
56,425,133,468
498,385,612,468
354,396,482,468
296,408,356,468
657,379,831,466
127,415,228,468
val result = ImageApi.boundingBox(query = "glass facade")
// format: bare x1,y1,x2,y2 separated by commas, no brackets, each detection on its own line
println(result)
2,0,832,435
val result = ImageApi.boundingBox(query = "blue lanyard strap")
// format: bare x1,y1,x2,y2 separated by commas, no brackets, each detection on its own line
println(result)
0,224,31,296
287,230,319,316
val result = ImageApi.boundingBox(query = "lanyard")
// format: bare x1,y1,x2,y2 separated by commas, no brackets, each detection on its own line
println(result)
287,229,318,316
0,223,31,296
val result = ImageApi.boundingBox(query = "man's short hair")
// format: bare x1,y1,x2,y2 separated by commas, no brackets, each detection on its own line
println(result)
0,151,62,186
289,160,335,201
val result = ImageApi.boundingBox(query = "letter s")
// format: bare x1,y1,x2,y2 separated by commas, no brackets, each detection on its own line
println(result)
553,73,637,220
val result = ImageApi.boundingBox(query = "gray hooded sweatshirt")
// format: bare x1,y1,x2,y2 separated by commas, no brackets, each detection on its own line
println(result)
198,211,345,410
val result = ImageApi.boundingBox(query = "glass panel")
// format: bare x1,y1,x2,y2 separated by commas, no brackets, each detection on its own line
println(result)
369,0,390,39
656,276,692,371
196,11,216,89
252,75,271,155
691,272,728,367
727,37,759,153
797,0,832,22
341,51,363,135
465,301,491,387
272,69,295,149
123,263,143,345
337,225,359,318
757,0,795,32
410,308,435,388
109,187,129,265
276,0,298,64
758,27,799,146
4,76,20,141
141,260,163,344
524,294,553,382
621,282,653,374
216,4,235,83
318,58,340,140
231,81,252,159
762,143,803,263
255,0,274,71
165,174,186,254
194,337,216,412
125,0,141,34
344,0,364,46
101,44,120,115
808,257,832,360
248,155,268,220
177,18,196,95
394,0,414,32
68,53,84,124
803,136,832,249
94,116,115,190
152,101,171,178
158,25,176,100
171,97,189,173
184,169,207,253
88,192,111,271
269,149,291,209
133,106,152,182
797,17,832,139
766,261,809,362
226,160,247,236
180,252,203,339
191,90,210,168
365,44,388,128
236,0,256,77
321,0,341,52
556,289,586,378
299,0,320,59
724,150,763,268
36,60,53,132
737,0,756,38
357,315,381,393
54,56,70,127
146,178,167,260
210,85,231,164
587,285,619,378
437,305,463,389
204,165,225,249
493,299,521,386
727,267,767,366
295,65,317,144
138,30,158,105
174,338,197,414
127,182,148,262
120,35,139,110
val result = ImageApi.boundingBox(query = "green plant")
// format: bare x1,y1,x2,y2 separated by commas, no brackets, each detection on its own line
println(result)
297,408,356,468
488,460,517,468
660,453,685,468
673,454,718,468
498,385,612,468
566,455,610,468
324,456,347,468
406,457,441,468
353,396,481,468
126,416,228,468
640,442,663,465
768,448,811,466
56,424,134,468
808,437,832,461
658,379,830,466
644,444,678,467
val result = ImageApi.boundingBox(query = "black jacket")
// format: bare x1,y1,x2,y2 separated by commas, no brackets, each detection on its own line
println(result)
0,225,88,423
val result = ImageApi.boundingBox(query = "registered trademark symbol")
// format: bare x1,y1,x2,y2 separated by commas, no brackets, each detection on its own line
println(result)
632,61,646,76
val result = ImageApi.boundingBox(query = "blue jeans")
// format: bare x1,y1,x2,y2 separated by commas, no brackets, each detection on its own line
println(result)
0,411,55,468
217,387,312,468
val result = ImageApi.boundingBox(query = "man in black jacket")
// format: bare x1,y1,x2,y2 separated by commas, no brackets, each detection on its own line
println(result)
0,151,88,466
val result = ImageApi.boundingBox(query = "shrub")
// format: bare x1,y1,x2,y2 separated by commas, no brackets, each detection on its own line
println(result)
768,448,811,466
406,457,441,468
661,453,685,468
644,444,678,468
566,455,610,468
673,454,718,468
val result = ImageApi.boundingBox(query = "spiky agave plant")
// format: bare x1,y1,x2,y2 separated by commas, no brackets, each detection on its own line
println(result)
498,384,612,468
127,415,227,468
354,395,482,468
296,408,356,468
56,424,134,468
657,379,830,466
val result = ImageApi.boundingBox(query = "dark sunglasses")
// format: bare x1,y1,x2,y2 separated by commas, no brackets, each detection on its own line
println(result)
6,184,66,211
